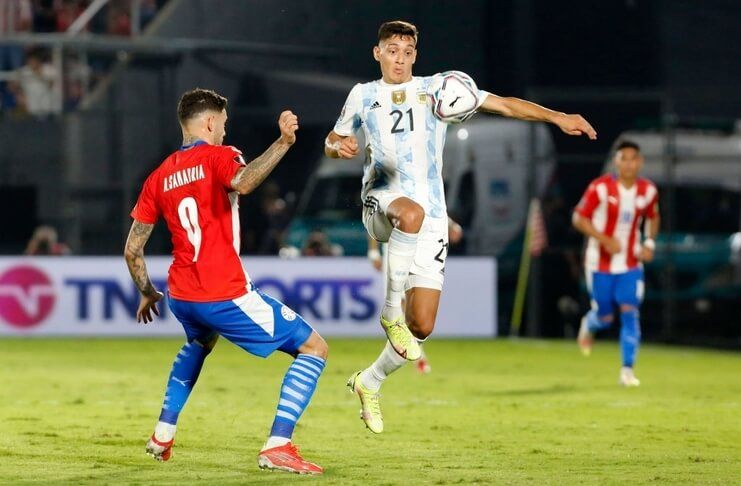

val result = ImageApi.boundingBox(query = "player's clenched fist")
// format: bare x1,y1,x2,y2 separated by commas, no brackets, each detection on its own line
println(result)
338,135,360,159
278,110,299,145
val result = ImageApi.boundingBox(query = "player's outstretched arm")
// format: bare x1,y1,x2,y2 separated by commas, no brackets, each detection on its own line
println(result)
478,94,597,140
325,131,359,159
124,220,163,323
231,111,299,195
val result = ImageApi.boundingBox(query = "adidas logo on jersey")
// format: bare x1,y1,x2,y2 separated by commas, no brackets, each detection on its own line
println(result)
369,101,381,110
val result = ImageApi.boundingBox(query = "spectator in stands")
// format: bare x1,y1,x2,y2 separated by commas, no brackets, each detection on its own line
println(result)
0,0,32,111
64,51,90,109
242,181,292,254
0,0,32,36
55,0,87,33
139,0,158,31
33,0,57,33
302,230,340,257
107,0,131,36
11,47,59,116
24,225,71,255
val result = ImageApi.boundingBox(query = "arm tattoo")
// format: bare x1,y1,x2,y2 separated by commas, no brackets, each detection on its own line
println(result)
231,138,290,194
124,221,158,296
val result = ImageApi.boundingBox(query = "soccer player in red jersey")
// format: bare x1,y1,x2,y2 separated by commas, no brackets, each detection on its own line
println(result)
124,88,326,474
573,140,660,386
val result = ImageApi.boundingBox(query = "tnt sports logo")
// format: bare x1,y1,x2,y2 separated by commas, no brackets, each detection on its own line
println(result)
280,306,297,321
0,265,55,328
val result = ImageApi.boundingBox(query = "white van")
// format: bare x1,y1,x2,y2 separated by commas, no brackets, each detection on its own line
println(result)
442,118,555,256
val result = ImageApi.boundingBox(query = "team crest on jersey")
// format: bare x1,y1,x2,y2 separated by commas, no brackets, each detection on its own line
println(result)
391,89,406,105
281,306,297,321
417,92,428,104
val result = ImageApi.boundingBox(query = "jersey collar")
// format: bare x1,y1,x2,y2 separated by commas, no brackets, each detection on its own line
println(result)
180,140,208,151
378,76,417,88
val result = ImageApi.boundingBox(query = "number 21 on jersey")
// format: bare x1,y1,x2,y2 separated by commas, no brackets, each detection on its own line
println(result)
390,108,414,133
178,197,202,262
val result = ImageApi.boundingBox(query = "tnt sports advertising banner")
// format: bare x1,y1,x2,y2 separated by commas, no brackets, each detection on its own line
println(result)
0,256,497,337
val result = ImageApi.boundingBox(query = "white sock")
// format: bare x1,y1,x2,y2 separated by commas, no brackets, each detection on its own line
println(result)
263,436,290,450
383,228,418,318
154,421,176,442
360,341,408,391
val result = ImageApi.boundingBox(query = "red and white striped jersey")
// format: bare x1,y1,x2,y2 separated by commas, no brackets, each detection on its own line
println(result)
575,174,659,274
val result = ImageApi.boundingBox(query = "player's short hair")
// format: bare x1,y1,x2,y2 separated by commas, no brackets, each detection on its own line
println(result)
177,88,227,124
615,139,641,153
378,20,418,45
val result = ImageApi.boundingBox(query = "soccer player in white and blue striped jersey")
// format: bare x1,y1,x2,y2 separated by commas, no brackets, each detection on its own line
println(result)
325,20,597,433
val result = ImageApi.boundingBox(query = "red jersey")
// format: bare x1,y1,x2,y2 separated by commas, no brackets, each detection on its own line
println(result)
575,174,659,274
131,141,249,301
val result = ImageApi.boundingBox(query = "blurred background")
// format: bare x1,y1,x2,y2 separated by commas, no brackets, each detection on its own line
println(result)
0,0,739,347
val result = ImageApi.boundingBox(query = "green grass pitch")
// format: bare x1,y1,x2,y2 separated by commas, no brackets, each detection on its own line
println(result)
0,338,739,484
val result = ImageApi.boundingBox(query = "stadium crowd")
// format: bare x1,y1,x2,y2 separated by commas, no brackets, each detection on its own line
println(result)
0,0,167,115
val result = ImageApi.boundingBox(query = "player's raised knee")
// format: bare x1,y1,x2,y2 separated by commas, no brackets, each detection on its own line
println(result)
396,205,425,233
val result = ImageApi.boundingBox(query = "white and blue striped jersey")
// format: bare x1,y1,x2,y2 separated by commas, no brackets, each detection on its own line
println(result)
334,75,485,220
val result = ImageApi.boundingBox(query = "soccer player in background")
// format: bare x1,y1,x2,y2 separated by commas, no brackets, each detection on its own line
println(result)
325,20,597,433
573,140,660,387
124,88,327,474
367,217,464,374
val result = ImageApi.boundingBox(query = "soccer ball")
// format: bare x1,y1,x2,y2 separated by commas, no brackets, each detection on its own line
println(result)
429,71,480,124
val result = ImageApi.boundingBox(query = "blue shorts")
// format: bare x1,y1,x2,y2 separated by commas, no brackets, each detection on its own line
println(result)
588,268,644,318
168,286,314,358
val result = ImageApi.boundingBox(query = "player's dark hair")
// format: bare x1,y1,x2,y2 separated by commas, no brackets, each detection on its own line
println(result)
378,20,418,45
177,88,227,124
615,139,640,153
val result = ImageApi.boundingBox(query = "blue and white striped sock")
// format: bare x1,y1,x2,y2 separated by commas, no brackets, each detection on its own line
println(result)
267,354,326,446
158,341,209,425
620,308,641,367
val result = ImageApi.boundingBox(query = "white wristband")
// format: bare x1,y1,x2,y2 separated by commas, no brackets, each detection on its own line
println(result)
643,238,655,251
325,136,341,153
367,249,381,261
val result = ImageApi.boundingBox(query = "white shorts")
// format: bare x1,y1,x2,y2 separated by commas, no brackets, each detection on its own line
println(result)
363,189,448,291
